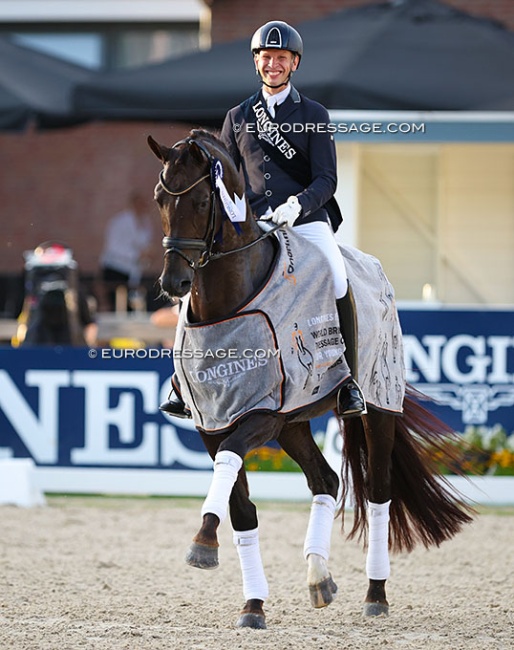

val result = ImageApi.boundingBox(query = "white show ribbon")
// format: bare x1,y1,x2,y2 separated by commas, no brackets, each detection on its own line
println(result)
213,160,246,223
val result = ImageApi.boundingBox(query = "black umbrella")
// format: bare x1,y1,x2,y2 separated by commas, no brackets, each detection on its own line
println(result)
0,83,30,131
73,0,514,127
297,0,514,111
73,38,257,126
0,37,92,130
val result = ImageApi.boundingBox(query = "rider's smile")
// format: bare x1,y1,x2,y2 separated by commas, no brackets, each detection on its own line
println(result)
254,49,298,92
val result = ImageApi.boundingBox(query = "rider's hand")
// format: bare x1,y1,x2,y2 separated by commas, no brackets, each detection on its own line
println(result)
270,196,302,227
258,207,274,221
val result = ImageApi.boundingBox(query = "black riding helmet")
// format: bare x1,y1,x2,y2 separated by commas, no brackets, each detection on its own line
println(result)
250,21,303,63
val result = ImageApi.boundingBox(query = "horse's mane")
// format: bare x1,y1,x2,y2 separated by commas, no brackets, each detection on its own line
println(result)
189,128,223,147
189,128,240,180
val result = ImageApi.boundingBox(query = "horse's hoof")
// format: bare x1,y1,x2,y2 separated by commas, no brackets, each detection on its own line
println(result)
185,542,219,569
236,613,267,629
309,575,338,608
363,601,389,617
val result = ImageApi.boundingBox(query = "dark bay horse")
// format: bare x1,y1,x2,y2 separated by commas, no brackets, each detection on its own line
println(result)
148,129,473,629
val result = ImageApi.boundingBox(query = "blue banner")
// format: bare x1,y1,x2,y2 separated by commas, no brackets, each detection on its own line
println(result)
1,308,513,474
400,308,514,433
0,347,210,471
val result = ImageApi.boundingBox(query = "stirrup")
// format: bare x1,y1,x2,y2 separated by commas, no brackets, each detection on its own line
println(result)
337,378,367,419
159,389,192,419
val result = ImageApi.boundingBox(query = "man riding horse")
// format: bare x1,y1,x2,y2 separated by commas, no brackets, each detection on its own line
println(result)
149,20,473,629
161,20,365,419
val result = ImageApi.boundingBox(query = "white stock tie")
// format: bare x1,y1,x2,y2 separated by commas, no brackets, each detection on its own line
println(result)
267,96,277,118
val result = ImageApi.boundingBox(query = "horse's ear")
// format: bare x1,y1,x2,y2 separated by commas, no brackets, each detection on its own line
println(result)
147,135,170,163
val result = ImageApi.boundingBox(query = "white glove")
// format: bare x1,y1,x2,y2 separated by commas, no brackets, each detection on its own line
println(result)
270,196,302,227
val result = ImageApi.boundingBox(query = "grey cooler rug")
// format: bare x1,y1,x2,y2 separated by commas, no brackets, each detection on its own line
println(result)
173,228,405,432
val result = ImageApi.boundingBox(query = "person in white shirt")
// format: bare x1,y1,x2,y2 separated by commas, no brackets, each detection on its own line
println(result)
100,191,153,311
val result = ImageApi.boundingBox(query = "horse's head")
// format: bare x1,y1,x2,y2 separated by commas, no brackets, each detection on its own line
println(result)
148,129,246,299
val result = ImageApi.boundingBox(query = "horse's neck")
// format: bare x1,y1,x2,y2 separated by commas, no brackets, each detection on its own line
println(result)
189,224,276,322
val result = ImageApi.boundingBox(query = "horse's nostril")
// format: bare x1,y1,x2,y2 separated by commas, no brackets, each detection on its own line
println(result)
160,274,191,298
175,280,192,297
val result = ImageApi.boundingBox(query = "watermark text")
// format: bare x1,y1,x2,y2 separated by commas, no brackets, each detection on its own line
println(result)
88,347,280,360
233,121,426,135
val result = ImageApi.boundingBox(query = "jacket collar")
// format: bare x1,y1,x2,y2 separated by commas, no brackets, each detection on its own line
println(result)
289,85,301,103
275,85,301,121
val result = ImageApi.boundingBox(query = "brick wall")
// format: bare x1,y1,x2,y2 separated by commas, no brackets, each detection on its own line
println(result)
209,0,376,44
447,0,514,32
209,0,514,43
0,122,192,280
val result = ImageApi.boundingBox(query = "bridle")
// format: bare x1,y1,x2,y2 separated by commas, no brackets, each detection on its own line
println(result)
158,137,281,270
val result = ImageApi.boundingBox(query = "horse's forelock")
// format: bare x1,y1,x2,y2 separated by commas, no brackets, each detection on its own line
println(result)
176,143,195,167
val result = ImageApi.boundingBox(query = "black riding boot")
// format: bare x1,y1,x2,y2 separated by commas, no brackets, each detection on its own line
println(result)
336,286,358,378
159,376,192,419
336,290,366,419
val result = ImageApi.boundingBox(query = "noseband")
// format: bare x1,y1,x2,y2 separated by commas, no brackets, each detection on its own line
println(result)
158,136,281,269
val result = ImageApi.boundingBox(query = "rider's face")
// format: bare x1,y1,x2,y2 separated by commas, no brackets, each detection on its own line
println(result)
254,49,298,92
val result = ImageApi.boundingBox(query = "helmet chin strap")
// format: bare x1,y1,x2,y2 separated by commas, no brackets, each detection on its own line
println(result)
261,79,289,89
257,70,292,90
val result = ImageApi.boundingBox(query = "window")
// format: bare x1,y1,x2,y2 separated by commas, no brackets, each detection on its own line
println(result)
10,24,200,70
13,33,102,68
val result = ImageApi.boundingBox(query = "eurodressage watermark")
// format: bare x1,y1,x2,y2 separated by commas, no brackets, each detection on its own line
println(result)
232,121,426,135
88,348,173,360
88,348,280,360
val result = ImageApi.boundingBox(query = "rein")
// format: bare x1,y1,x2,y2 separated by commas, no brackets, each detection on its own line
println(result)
158,137,281,270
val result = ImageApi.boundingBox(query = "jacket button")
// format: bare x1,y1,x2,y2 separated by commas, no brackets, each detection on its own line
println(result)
264,173,271,180
263,155,270,162
265,190,272,197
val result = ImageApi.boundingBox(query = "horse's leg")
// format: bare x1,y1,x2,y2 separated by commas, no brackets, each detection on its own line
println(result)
278,421,339,609
186,413,285,628
187,454,268,627
185,431,225,569
360,410,395,617
230,469,268,629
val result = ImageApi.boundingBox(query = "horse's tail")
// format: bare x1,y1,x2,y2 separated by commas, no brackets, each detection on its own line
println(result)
340,385,475,553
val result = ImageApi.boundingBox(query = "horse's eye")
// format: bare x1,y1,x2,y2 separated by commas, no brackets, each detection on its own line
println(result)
195,196,210,211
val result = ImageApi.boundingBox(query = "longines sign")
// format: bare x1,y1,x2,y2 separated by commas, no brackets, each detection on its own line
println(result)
0,309,513,476
400,308,514,431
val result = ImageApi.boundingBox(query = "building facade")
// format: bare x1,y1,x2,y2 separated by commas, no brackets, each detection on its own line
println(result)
0,0,513,313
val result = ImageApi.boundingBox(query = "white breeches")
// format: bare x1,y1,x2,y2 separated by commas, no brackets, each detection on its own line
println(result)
294,221,348,299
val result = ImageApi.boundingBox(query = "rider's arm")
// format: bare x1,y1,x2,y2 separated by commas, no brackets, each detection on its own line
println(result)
294,102,337,221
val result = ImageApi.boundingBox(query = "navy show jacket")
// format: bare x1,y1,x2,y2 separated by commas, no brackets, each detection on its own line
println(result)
220,86,337,226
